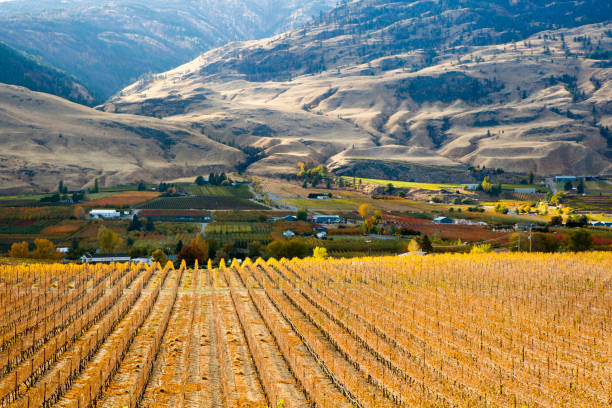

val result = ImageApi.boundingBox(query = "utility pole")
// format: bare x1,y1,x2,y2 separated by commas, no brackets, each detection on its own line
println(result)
529,225,533,252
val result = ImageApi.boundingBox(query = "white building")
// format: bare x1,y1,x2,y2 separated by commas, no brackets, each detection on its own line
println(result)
89,209,121,219
80,254,131,264
312,215,341,224
283,230,296,238
131,257,154,265
514,188,536,194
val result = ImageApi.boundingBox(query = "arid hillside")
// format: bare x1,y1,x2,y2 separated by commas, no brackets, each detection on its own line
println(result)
0,84,244,194
0,0,337,99
106,0,612,177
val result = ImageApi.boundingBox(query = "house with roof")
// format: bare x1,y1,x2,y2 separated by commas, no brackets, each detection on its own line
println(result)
312,215,341,224
433,216,454,224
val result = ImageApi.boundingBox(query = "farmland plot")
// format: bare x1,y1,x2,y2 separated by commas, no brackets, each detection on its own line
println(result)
0,253,610,408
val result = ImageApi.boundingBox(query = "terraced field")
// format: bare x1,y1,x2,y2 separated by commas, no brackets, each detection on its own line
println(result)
0,253,610,407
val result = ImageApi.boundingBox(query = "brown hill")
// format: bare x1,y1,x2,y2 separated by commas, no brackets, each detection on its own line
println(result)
0,84,243,194
105,22,612,177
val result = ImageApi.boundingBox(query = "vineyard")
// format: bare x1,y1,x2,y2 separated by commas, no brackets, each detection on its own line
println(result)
136,196,265,210
0,253,610,407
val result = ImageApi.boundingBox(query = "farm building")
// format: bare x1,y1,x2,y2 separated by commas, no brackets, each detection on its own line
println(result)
283,230,296,238
464,184,479,190
590,221,612,227
89,209,122,219
80,253,131,264
515,223,537,231
313,215,341,224
131,257,154,265
555,176,577,182
514,188,536,194
433,216,454,224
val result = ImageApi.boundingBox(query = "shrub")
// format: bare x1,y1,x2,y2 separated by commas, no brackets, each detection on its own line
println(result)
266,239,310,259
9,241,29,258
565,229,593,252
152,249,167,264
494,203,508,214
178,238,209,265
470,244,492,254
313,246,329,259
549,215,563,226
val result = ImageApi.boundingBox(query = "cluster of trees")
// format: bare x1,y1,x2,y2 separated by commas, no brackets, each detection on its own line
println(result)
297,162,332,188
563,180,585,193
509,229,593,252
266,239,311,259
9,239,64,260
177,235,209,266
407,235,433,253
39,180,87,204
549,214,588,227
358,204,384,233
90,178,99,194
97,226,123,253
196,172,229,186
494,203,509,214
480,176,502,196
127,215,155,232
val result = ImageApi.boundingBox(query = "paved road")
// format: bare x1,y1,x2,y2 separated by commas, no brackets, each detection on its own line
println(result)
266,192,298,210
545,178,557,194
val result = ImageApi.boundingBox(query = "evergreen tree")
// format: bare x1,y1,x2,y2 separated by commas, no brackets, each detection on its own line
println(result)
128,215,143,231
418,235,433,253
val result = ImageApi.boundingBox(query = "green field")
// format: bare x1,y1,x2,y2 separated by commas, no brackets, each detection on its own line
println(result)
344,177,463,191
282,198,359,211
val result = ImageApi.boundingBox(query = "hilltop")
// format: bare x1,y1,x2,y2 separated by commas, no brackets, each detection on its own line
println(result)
105,0,612,177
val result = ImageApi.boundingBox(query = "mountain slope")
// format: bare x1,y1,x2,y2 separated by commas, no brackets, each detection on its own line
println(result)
0,84,244,194
0,41,96,105
106,0,612,177
0,0,337,99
